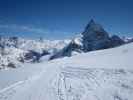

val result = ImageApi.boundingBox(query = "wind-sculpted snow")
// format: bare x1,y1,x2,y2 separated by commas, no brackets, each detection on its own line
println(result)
53,67,133,100
0,66,133,100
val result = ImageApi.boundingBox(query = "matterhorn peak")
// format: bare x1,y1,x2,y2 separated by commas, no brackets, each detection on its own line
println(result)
84,19,105,33
85,19,96,29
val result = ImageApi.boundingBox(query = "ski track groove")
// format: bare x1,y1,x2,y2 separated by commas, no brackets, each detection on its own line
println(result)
0,66,133,100
57,67,133,100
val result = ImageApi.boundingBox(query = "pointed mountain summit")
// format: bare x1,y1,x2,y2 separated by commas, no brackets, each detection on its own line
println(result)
82,19,110,51
50,19,125,60
85,19,96,29
83,19,106,35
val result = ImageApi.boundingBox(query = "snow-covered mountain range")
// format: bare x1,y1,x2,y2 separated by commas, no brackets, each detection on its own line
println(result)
0,19,132,69
0,36,70,69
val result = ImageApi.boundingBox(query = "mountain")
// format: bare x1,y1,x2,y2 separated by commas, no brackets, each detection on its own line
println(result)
50,19,125,59
0,19,132,69
0,20,133,100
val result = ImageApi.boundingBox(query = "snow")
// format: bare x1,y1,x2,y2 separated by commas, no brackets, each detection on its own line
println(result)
0,37,70,69
122,36,133,43
0,42,133,100
18,39,70,53
73,34,83,46
0,47,25,69
56,43,133,69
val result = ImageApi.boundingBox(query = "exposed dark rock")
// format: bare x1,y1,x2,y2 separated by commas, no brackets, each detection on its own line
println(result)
7,62,16,68
110,35,125,47
82,19,111,51
24,50,49,62
41,50,50,56
9,36,19,47
128,38,133,43
50,40,82,60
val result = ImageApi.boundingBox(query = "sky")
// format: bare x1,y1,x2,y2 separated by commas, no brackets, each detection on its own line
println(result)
0,0,133,39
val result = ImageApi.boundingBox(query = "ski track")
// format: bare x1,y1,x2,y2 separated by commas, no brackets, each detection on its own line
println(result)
0,65,47,100
0,65,133,100
58,67,133,100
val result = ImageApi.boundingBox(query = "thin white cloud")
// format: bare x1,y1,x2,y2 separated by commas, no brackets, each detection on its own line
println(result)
0,24,73,39
0,24,50,34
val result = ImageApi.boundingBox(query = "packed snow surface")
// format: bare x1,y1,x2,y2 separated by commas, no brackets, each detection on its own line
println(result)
0,43,133,100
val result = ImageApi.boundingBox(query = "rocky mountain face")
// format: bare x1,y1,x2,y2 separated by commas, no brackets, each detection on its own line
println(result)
50,19,125,59
82,19,111,51
82,19,125,51
50,39,82,60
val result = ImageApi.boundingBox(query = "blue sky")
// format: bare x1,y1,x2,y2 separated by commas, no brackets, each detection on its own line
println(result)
0,0,133,39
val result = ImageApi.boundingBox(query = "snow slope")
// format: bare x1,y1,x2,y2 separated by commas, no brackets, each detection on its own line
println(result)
56,42,133,69
0,42,133,100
